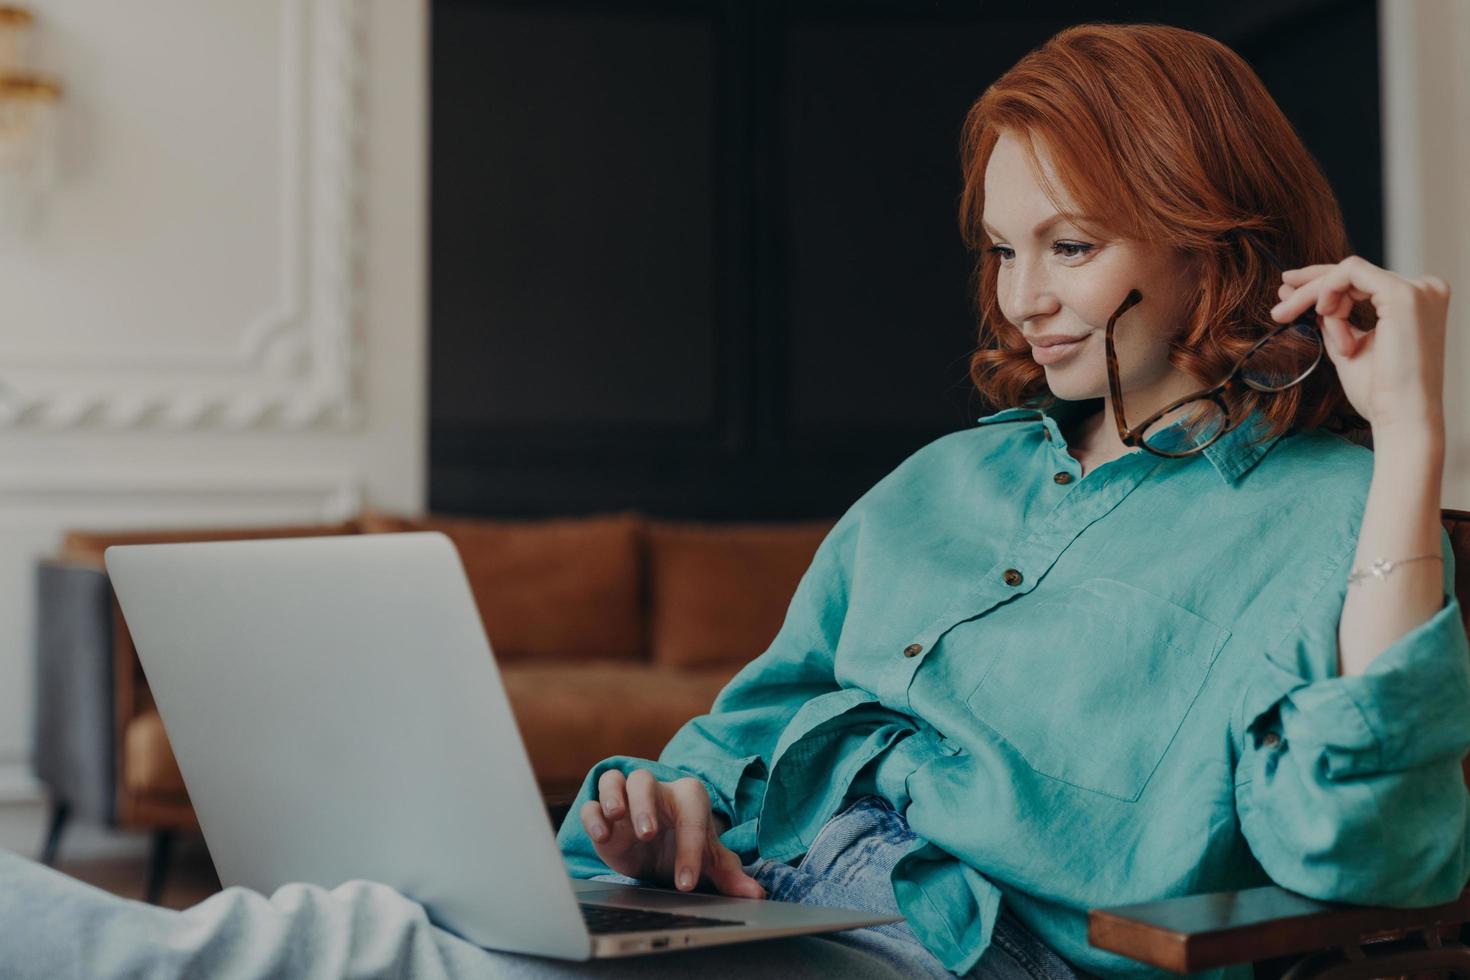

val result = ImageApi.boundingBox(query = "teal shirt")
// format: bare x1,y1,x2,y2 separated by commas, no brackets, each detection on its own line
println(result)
555,397,1470,979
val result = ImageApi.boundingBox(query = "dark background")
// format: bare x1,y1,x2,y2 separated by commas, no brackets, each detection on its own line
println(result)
429,0,1382,520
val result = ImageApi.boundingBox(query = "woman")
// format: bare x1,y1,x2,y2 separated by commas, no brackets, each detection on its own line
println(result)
556,19,1467,979
2,21,1464,980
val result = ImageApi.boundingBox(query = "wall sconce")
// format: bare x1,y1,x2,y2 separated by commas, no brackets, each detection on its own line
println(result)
0,5,60,236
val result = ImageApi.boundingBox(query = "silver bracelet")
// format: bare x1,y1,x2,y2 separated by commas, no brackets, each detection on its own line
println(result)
1346,554,1443,586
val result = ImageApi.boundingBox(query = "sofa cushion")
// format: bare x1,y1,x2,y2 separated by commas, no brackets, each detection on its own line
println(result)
645,519,834,668
500,661,740,798
123,709,187,797
360,511,644,664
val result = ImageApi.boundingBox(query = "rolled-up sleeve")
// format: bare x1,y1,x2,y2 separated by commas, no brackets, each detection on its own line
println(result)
1233,525,1470,906
555,509,861,877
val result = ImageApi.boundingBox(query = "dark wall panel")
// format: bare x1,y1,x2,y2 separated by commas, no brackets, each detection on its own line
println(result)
430,0,1382,520
432,3,720,430
781,16,1018,439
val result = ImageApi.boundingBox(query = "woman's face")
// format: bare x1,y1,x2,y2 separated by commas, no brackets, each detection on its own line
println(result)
982,130,1200,418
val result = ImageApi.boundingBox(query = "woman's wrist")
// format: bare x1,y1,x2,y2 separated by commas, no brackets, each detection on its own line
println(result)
1366,440,1443,518
1371,415,1446,467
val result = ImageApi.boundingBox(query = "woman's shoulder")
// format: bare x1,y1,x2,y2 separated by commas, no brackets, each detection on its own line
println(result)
1251,426,1376,501
1218,428,1380,585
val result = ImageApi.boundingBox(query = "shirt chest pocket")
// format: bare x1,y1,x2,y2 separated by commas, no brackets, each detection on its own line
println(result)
963,576,1231,802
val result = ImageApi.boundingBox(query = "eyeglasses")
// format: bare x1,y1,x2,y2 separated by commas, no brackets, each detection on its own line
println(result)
1105,236,1323,459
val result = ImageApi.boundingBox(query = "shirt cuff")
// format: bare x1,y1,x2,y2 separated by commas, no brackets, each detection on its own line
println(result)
1242,591,1470,780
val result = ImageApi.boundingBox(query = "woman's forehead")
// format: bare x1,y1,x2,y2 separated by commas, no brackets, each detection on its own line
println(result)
982,133,1087,236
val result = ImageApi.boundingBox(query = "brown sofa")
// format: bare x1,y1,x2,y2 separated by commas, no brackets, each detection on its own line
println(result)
33,509,832,896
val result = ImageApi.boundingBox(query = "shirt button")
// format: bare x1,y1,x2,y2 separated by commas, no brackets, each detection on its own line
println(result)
1002,568,1023,586
903,643,923,658
1053,471,1072,484
1262,731,1281,748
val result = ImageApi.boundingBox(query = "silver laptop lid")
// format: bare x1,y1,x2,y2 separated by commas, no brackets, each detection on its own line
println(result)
105,532,593,960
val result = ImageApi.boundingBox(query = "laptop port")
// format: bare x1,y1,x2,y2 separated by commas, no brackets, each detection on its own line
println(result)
651,937,670,949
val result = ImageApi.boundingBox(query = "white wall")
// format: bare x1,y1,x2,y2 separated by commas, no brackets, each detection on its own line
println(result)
1382,0,1470,507
0,0,425,856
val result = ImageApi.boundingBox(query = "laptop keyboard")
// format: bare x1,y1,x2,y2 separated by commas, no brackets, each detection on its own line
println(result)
579,902,747,934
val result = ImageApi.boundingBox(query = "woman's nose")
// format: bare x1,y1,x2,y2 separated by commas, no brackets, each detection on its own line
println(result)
1003,262,1060,325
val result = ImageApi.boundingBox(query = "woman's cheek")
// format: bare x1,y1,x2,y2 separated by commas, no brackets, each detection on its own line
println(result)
1050,260,1108,315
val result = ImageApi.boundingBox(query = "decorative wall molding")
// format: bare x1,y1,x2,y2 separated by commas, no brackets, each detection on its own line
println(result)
0,468,363,523
0,0,366,431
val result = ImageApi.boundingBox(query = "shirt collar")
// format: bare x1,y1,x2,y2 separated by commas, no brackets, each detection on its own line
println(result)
976,396,1282,485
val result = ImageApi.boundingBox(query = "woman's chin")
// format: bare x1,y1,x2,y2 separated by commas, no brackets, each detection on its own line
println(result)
1040,371,1106,402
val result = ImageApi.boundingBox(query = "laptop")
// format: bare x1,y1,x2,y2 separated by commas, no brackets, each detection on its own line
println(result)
104,532,902,960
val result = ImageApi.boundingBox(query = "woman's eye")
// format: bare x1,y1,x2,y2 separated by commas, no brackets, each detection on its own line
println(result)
987,242,1093,262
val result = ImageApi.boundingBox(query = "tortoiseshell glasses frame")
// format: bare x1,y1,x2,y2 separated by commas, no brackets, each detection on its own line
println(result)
1105,236,1323,459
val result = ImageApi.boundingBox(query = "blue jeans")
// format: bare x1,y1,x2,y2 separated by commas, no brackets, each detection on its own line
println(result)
591,795,1090,980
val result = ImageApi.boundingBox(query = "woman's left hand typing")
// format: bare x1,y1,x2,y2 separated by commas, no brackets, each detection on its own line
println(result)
1271,255,1450,446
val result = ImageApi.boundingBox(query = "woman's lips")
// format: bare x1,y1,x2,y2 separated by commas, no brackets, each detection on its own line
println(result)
1031,335,1090,366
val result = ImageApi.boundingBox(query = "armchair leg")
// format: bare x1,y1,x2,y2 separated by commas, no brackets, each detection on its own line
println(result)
1279,935,1470,980
144,830,176,905
38,799,70,867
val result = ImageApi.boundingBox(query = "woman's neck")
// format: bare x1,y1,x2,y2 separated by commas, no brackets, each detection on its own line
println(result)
1065,370,1208,473
1063,403,1132,476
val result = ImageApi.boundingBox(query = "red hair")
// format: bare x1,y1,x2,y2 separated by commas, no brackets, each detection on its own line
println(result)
960,22,1370,443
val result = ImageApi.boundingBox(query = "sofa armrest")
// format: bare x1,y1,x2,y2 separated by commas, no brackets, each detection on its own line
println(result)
32,560,117,824
1087,884,1470,972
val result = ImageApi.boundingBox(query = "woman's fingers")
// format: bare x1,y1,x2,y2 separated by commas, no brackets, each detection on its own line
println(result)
597,769,627,821
581,797,644,878
667,778,712,891
705,829,767,899
580,800,611,844
1273,257,1399,323
1280,264,1336,284
1277,279,1367,304
587,769,766,897
1418,274,1451,297
1312,278,1372,315
1272,274,1370,321
624,768,659,840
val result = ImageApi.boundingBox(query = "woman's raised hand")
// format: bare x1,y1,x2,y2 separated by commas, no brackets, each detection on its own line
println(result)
579,768,767,899
1272,255,1450,443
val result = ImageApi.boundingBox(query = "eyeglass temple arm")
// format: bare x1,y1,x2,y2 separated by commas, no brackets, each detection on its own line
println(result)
1106,289,1144,441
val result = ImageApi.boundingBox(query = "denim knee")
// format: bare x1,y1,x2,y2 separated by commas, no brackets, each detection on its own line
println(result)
795,796,912,879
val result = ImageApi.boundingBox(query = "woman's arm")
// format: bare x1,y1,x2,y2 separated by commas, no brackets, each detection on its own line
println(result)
1272,257,1455,677
1232,524,1470,906
556,510,862,878
1236,260,1470,907
1340,428,1447,678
